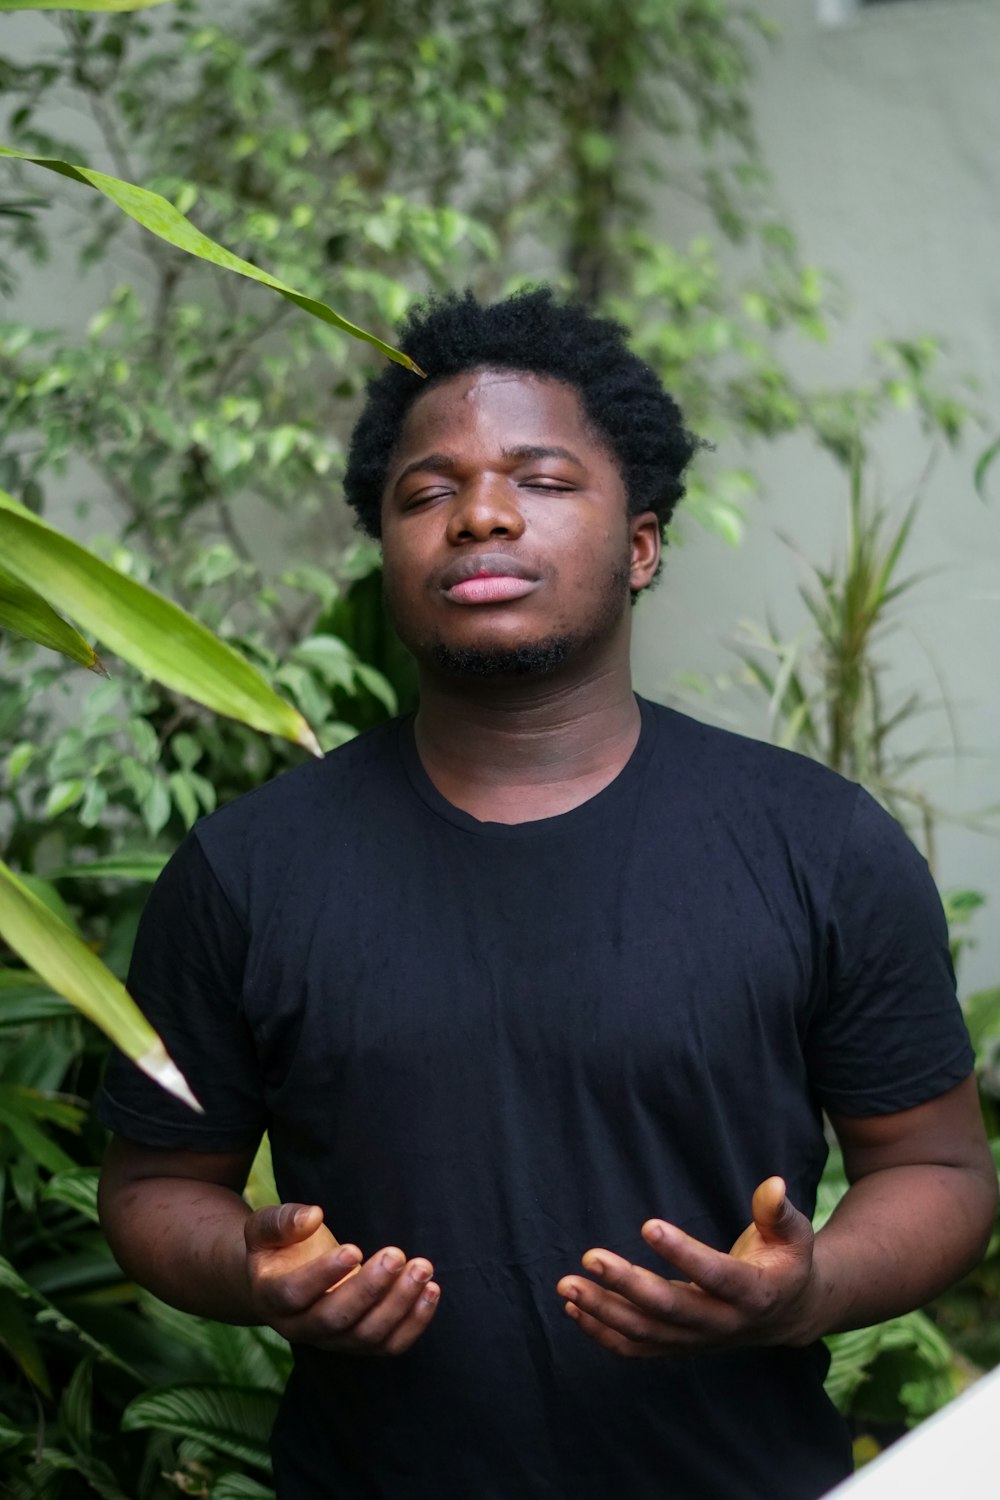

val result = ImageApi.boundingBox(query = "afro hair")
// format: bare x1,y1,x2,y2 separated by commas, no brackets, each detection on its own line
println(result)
342,287,702,540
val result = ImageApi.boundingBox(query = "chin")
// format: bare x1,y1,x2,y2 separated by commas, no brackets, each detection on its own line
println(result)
426,635,575,679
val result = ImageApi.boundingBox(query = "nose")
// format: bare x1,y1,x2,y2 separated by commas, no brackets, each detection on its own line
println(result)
445,475,526,545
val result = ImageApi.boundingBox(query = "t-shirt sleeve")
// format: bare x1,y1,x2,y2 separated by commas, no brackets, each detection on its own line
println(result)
95,829,268,1151
806,787,974,1117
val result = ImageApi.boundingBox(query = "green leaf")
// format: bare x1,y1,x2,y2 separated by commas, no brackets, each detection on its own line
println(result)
974,434,1000,503
0,856,200,1110
42,778,87,820
0,1254,139,1377
41,1167,101,1224
52,851,169,882
169,771,200,830
0,1098,76,1171
0,490,321,755
0,969,72,1027
353,663,397,716
0,1288,50,1397
244,1134,279,1211
824,1310,954,1414
964,987,1000,1056
13,873,82,934
122,1385,280,1473
0,564,103,671
211,1476,275,1500
59,1357,93,1455
0,2,173,10
0,147,424,376
140,778,171,837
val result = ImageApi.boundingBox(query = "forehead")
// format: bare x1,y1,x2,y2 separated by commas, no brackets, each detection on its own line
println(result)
393,369,604,458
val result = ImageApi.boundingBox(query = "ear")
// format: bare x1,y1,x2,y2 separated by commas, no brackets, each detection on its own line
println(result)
628,511,661,594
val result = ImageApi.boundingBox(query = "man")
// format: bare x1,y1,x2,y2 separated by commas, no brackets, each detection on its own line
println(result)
97,289,996,1499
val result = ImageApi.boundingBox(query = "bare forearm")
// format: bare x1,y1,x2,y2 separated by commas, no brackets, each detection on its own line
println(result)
99,1174,258,1323
799,1162,997,1342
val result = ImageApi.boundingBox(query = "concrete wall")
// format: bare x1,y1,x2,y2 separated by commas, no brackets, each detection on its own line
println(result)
632,0,1000,993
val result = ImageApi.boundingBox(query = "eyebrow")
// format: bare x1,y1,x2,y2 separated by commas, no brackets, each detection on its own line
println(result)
392,444,586,490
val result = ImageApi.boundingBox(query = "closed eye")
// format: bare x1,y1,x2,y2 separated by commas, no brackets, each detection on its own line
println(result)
403,486,452,508
521,476,575,491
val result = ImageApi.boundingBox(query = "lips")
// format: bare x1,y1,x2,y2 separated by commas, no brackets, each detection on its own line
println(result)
438,552,540,606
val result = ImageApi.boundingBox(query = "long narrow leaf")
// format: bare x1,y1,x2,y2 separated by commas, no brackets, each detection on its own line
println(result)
974,434,1000,503
0,969,73,1027
0,1289,50,1397
0,2,172,10
0,1254,139,1377
0,563,103,671
53,852,169,881
0,490,320,754
0,145,423,376
0,856,200,1110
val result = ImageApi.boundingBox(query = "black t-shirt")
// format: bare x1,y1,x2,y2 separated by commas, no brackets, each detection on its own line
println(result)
98,698,974,1500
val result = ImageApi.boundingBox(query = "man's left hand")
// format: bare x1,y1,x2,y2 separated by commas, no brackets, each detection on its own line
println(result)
556,1176,818,1358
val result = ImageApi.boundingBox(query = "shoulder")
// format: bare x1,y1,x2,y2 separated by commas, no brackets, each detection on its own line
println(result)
639,697,861,820
187,718,406,905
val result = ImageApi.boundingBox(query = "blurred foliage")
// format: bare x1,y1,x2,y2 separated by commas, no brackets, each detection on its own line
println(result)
0,1,993,1493
717,452,1000,1455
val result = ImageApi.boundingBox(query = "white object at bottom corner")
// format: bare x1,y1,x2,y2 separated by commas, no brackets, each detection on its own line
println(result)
823,1363,999,1497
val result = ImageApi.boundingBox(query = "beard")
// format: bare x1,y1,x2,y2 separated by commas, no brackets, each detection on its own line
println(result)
406,560,632,682
427,635,575,678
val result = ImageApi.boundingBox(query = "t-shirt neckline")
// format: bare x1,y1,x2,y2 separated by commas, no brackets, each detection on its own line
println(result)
397,693,657,839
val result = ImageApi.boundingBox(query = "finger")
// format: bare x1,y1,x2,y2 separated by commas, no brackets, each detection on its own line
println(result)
338,1256,437,1347
558,1267,739,1341
254,1242,364,1317
750,1178,812,1248
640,1222,755,1300
246,1202,327,1251
309,1250,433,1338
353,1275,442,1356
562,1298,700,1360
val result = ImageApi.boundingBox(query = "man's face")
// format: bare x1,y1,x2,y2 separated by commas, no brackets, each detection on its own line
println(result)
379,369,660,678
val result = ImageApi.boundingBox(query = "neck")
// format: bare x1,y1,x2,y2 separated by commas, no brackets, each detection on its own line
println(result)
413,649,641,823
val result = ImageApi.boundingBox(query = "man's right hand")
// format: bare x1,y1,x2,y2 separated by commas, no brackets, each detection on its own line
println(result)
244,1202,440,1354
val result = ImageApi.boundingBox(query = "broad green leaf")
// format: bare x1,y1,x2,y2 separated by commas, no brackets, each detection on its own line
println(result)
138,1291,292,1392
824,1310,954,1413
0,856,200,1110
211,1476,276,1500
0,491,321,755
52,851,169,882
0,564,103,671
122,1384,280,1472
43,777,87,820
0,146,424,376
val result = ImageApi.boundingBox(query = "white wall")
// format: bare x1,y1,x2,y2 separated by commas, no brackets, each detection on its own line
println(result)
633,0,1000,994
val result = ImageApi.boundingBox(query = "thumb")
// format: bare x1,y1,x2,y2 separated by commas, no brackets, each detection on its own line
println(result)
245,1202,326,1252
750,1177,812,1248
